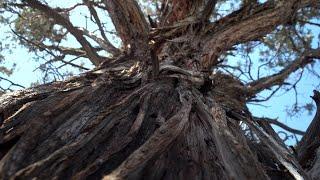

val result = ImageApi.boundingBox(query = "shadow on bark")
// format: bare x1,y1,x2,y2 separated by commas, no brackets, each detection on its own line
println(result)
0,70,318,180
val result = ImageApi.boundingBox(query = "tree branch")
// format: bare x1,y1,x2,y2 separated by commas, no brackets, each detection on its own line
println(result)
103,0,149,49
254,117,305,135
201,0,317,70
80,28,120,56
200,0,217,21
42,55,90,71
246,48,320,96
11,28,104,61
160,0,217,26
22,0,105,66
0,77,25,89
83,0,120,56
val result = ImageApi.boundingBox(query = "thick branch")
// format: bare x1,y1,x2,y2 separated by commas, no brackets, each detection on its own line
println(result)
22,0,104,66
160,0,217,26
245,119,308,179
201,0,316,69
255,118,287,148
200,0,217,21
246,48,320,96
103,0,149,49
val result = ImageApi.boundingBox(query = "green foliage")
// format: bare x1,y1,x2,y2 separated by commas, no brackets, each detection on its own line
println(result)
14,8,66,51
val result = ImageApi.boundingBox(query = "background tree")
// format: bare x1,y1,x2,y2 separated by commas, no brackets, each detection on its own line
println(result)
0,0,320,179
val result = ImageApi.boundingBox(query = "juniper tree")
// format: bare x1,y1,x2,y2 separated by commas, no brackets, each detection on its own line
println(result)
0,0,320,179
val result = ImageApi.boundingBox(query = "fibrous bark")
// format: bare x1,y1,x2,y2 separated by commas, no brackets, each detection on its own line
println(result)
1,0,320,179
0,59,311,179
297,91,320,170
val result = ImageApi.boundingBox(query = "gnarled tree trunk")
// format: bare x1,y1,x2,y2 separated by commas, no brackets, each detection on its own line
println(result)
0,60,317,180
1,0,320,179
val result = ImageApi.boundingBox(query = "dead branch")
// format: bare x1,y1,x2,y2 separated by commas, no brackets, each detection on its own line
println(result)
254,117,305,135
0,77,25,90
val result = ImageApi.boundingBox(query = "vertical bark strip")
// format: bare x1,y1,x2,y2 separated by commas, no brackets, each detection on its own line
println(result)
160,0,217,25
104,0,149,49
297,90,320,168
1,0,320,179
246,120,308,180
194,100,269,180
104,98,192,180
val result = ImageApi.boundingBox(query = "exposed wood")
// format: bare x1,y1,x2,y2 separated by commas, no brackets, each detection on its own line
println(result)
195,97,269,180
256,119,288,148
245,120,308,179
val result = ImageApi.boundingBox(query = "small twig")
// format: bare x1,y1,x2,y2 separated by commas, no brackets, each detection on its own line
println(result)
0,76,25,89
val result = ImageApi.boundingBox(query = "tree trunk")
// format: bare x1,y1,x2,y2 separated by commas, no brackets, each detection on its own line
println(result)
0,56,314,179
1,0,319,179
297,91,320,174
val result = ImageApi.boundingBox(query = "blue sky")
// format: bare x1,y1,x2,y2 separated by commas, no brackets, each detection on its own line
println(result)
0,0,319,146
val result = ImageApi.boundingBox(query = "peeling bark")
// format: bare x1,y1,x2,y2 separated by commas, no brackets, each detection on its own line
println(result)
1,0,319,179
201,0,301,69
297,90,320,169
0,62,307,179
308,147,320,180
104,0,149,49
